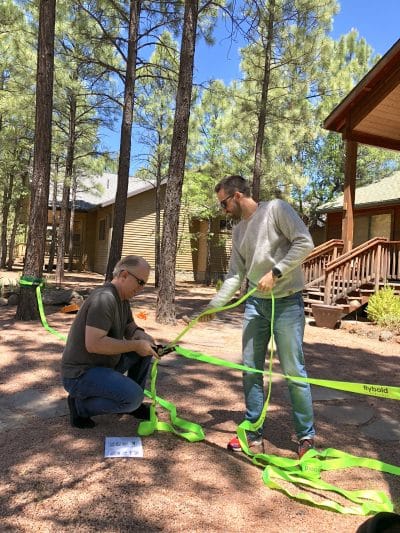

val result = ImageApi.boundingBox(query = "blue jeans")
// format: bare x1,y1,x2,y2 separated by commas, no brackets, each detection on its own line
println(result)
242,292,315,441
62,352,152,418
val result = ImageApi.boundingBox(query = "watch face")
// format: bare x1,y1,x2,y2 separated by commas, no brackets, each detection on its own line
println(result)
272,268,282,278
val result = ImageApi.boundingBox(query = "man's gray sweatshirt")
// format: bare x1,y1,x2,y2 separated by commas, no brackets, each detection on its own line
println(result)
208,199,314,309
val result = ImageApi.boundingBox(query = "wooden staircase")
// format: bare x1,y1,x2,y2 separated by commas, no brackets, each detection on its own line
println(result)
302,238,400,321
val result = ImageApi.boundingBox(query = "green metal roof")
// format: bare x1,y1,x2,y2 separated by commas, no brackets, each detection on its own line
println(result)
318,171,400,212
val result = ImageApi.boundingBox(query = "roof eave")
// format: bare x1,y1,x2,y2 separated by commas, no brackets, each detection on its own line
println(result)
324,39,400,133
318,198,400,213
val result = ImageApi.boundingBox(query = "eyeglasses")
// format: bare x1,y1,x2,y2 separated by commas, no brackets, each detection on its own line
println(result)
220,193,234,209
126,270,146,287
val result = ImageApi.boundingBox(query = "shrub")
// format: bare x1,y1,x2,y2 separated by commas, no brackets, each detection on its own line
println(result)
215,278,224,291
367,286,400,332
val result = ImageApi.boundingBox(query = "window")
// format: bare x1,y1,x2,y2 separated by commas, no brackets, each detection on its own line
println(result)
354,213,392,246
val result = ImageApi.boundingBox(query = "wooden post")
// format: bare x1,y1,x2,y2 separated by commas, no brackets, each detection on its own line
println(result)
341,139,358,253
374,244,382,292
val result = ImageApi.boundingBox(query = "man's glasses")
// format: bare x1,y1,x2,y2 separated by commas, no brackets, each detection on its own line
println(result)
220,193,234,209
126,271,146,286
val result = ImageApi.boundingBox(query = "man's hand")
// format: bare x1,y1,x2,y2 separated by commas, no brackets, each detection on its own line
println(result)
131,339,159,358
257,271,276,293
132,328,154,345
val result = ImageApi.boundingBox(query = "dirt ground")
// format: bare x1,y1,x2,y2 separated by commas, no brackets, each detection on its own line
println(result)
0,271,399,532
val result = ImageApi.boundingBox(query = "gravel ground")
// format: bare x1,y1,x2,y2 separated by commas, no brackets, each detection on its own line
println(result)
0,273,399,532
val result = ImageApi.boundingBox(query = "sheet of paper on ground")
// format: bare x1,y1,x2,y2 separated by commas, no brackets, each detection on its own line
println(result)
104,436,143,458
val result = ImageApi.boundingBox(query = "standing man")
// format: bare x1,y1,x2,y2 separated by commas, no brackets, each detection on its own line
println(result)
203,175,315,458
61,255,158,429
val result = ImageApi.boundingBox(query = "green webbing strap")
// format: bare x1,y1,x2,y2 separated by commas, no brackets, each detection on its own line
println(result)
173,346,400,401
138,357,205,442
255,447,399,515
28,281,400,515
20,277,68,342
164,287,258,350
172,342,400,514
138,287,260,441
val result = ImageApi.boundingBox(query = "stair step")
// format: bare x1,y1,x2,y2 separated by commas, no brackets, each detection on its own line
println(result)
303,297,324,305
306,291,324,298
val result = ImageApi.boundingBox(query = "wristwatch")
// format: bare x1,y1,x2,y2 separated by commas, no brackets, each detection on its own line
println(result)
272,267,282,279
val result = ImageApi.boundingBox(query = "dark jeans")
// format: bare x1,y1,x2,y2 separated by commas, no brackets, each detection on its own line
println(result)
62,352,152,418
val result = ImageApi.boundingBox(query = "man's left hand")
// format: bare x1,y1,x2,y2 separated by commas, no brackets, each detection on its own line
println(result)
257,271,276,292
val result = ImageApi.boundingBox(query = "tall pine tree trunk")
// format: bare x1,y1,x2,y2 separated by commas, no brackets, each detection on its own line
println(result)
55,92,76,284
0,174,13,268
68,174,77,271
16,0,56,320
55,179,70,284
47,175,58,273
105,0,141,281
156,0,198,324
7,195,22,271
154,152,162,287
252,0,275,202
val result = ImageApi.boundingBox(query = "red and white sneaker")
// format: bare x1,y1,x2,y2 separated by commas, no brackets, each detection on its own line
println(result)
227,435,264,453
298,438,315,459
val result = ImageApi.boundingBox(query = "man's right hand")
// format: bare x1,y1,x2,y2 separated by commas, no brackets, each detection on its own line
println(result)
131,339,158,358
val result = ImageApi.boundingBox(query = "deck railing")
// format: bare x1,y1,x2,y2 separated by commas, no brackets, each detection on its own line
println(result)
322,238,400,304
302,239,343,287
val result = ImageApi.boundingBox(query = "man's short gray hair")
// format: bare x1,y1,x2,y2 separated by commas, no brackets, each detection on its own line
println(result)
113,255,150,277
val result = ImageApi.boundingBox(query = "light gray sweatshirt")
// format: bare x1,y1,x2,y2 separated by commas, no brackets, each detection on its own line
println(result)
208,199,314,309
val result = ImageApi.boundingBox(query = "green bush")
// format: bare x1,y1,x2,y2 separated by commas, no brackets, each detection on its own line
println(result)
367,286,400,332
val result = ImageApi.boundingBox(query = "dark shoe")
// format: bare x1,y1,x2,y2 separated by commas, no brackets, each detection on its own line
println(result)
67,395,95,429
356,512,400,533
227,434,264,454
298,438,314,459
129,403,152,420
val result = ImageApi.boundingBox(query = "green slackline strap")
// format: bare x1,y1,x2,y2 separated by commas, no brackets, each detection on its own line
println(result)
164,286,258,349
174,346,400,401
20,277,68,342
148,290,399,516
138,362,205,442
20,275,44,286
255,446,399,515
29,282,400,515
138,287,261,442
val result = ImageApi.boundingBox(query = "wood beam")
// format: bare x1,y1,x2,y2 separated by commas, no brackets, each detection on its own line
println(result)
346,131,400,151
349,66,400,129
341,140,358,252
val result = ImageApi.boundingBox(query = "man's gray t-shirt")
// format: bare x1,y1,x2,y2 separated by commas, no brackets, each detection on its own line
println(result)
61,283,133,379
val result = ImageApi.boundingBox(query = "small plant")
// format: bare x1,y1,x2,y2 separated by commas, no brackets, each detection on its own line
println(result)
0,277,18,297
215,278,224,291
367,286,400,333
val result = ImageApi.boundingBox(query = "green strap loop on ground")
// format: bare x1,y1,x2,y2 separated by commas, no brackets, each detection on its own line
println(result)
138,359,204,442
261,459,393,515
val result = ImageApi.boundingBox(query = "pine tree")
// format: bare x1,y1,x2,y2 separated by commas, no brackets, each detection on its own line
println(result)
16,0,57,320
156,0,199,324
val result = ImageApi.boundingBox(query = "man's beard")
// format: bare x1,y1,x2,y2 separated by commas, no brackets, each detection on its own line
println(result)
228,201,242,220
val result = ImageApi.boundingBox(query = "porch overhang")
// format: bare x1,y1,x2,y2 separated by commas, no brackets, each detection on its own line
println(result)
323,39,400,252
